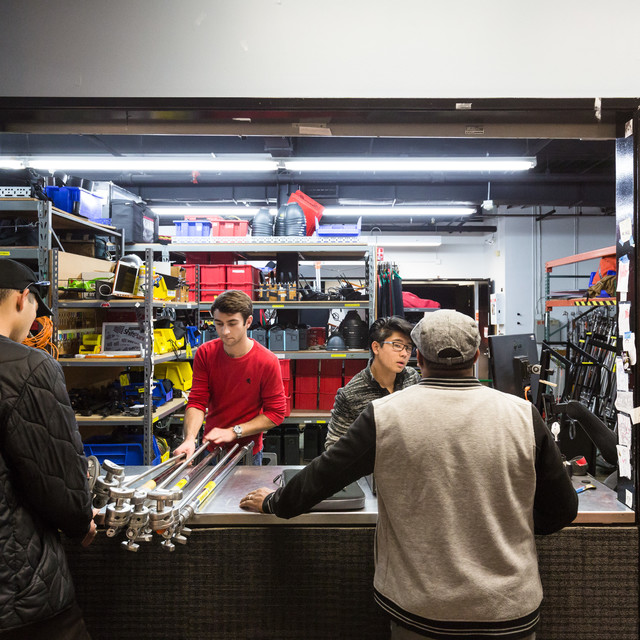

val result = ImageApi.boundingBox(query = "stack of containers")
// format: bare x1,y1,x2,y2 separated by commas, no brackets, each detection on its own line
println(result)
279,359,292,416
318,360,343,410
183,264,261,302
294,360,319,410
344,360,367,385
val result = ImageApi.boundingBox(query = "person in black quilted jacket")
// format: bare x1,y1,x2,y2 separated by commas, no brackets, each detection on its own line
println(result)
0,259,96,639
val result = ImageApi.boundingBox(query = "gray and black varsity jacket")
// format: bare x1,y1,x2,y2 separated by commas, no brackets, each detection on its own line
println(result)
263,378,578,640
324,361,420,450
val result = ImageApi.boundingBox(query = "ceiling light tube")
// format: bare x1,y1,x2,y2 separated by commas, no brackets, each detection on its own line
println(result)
22,156,279,173
0,158,26,170
150,206,275,218
321,207,477,218
284,157,536,172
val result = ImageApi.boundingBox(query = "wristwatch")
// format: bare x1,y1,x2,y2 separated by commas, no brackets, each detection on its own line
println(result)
233,425,243,439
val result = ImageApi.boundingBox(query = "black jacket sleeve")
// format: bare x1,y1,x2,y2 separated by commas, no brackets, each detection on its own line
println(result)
532,406,579,534
265,403,377,518
4,354,93,539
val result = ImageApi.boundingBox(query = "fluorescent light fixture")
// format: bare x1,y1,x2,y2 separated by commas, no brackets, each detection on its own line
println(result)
12,156,279,173
150,206,276,218
369,235,442,247
322,206,476,218
0,158,26,170
284,157,536,172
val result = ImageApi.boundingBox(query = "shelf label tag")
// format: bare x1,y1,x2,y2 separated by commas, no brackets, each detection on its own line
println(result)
330,353,346,358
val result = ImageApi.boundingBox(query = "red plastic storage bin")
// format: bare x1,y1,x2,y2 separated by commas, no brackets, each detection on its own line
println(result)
284,394,292,417
344,360,367,384
295,376,318,393
288,190,324,236
183,264,198,302
279,358,291,380
226,265,261,300
200,265,226,301
318,392,337,411
295,360,319,376
294,392,318,410
307,327,327,347
219,220,249,237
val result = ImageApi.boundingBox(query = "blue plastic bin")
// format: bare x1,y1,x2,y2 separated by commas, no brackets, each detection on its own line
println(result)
83,435,161,465
315,216,362,237
173,220,212,237
45,186,105,220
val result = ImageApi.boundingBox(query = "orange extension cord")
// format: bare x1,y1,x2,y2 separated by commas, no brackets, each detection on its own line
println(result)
22,316,59,360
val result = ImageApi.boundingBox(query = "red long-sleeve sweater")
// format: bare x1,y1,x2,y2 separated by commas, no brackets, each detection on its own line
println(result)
187,339,285,454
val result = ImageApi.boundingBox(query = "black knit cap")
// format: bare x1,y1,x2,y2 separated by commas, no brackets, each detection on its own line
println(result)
0,259,52,317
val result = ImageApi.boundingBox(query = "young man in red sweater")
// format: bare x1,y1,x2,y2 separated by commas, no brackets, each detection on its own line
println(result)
173,290,286,465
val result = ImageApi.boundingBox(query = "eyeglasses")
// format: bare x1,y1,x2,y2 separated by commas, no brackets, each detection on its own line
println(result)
15,281,50,297
381,341,413,354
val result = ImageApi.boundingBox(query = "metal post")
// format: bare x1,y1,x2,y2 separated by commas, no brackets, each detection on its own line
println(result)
143,247,154,465
50,248,59,348
37,201,52,281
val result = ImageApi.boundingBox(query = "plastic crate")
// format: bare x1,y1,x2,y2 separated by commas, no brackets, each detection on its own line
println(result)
83,434,161,466
219,220,249,237
200,265,227,302
155,361,193,391
295,359,320,376
284,394,292,417
315,216,361,237
173,220,212,237
295,376,318,393
318,392,337,411
279,358,291,380
226,264,260,300
294,392,318,410
45,186,104,221
288,190,324,235
344,360,366,384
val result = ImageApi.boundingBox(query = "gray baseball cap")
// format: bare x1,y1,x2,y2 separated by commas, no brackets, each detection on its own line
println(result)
411,309,480,366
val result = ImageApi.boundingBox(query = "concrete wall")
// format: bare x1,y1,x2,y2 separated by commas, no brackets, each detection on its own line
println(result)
1,0,639,98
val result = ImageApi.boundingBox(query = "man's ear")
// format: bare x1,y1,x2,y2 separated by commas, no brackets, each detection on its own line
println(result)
15,288,29,312
245,314,253,329
473,349,480,363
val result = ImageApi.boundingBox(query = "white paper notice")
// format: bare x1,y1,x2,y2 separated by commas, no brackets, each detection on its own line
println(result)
617,255,630,293
617,445,632,479
620,217,633,244
616,391,634,414
619,302,631,334
616,356,630,391
618,413,633,447
623,331,637,365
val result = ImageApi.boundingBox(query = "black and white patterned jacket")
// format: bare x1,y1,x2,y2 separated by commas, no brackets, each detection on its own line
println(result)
324,361,420,450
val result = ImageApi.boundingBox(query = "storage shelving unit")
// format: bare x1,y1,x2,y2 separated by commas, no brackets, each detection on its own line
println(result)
52,247,191,463
0,197,123,279
132,239,376,437
544,245,616,340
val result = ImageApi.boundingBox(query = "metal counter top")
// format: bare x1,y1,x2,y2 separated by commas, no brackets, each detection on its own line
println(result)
571,475,635,524
192,466,379,526
123,465,635,526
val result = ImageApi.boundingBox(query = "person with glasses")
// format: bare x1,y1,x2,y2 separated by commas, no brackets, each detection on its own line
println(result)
324,316,420,450
0,259,97,640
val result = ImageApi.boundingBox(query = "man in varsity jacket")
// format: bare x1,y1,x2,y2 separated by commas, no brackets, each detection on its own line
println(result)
240,309,578,640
